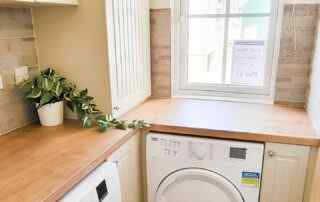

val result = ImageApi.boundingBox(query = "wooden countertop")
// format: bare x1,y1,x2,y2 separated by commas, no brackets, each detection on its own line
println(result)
125,98,320,146
0,121,139,202
0,98,319,202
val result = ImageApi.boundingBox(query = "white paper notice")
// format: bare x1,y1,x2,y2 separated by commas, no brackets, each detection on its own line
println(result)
231,40,266,86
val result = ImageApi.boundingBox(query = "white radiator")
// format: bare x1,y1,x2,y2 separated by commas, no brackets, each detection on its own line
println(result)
105,0,151,116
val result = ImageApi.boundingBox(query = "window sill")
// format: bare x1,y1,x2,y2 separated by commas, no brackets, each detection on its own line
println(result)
173,89,274,105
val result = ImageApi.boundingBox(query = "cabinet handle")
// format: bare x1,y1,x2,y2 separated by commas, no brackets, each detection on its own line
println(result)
267,150,276,157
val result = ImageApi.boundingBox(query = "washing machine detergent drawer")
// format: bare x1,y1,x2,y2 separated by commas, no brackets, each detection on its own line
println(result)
59,162,121,202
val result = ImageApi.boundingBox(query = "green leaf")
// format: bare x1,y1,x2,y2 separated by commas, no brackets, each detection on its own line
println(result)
26,88,41,99
43,68,55,77
66,102,75,112
96,119,109,132
64,94,72,102
72,91,80,97
96,115,107,121
47,79,54,91
44,78,49,90
78,111,87,120
82,116,93,128
80,89,88,96
39,77,46,90
81,103,89,110
127,120,150,129
115,121,128,130
39,93,55,107
54,82,63,97
18,79,33,93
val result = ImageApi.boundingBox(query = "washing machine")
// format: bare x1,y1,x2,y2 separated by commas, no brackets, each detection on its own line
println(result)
147,133,264,202
60,162,121,202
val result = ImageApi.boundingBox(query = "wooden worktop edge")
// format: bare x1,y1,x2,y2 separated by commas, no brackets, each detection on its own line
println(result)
150,124,320,146
43,129,138,202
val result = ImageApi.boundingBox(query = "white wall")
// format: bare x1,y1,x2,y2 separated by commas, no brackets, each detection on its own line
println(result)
150,0,170,9
308,17,320,135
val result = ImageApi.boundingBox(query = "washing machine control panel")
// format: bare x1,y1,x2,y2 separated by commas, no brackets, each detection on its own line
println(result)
150,136,182,157
148,133,263,162
149,135,214,160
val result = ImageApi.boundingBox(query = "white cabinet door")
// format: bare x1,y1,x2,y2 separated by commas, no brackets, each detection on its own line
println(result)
260,143,310,202
109,134,143,202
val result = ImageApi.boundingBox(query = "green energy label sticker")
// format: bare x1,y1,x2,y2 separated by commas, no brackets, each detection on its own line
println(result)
241,172,260,187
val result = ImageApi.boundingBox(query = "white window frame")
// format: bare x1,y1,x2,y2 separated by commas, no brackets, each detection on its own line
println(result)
172,0,282,104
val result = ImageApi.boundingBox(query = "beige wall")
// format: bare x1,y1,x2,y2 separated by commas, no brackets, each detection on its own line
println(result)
150,0,170,9
33,0,112,115
0,7,38,135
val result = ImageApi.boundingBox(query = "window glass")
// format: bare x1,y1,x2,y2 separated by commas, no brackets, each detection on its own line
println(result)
188,18,225,84
225,17,270,86
176,0,276,98
189,0,226,15
230,0,271,14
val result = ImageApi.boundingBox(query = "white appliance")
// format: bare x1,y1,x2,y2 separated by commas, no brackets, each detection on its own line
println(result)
147,133,265,202
60,162,121,202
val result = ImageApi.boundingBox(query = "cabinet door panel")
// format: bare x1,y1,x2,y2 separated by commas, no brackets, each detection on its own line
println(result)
109,134,143,202
260,143,310,202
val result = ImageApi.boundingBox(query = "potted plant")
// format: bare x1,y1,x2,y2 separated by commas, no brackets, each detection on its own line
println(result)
19,68,149,131
18,68,68,126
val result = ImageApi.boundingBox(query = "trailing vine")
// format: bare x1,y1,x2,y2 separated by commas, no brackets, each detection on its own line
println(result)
18,68,149,132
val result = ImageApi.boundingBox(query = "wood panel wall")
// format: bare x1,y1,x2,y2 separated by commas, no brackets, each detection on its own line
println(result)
275,5,319,107
150,9,171,98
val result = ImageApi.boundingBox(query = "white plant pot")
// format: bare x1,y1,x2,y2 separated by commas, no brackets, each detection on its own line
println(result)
37,101,64,126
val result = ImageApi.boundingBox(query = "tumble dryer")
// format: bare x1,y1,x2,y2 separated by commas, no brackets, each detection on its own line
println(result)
147,133,264,202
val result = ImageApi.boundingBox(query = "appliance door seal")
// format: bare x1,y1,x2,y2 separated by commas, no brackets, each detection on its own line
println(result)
155,168,244,202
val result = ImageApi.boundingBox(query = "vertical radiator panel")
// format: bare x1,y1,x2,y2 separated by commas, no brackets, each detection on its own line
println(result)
105,0,151,116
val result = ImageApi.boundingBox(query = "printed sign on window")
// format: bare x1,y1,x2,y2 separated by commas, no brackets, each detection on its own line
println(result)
231,40,266,86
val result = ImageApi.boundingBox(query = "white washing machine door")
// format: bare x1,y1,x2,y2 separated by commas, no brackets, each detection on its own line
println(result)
156,168,244,202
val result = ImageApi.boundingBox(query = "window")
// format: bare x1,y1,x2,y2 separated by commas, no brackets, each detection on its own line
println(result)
173,0,278,102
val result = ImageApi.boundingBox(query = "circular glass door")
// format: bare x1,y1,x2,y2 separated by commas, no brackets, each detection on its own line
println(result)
155,168,244,202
